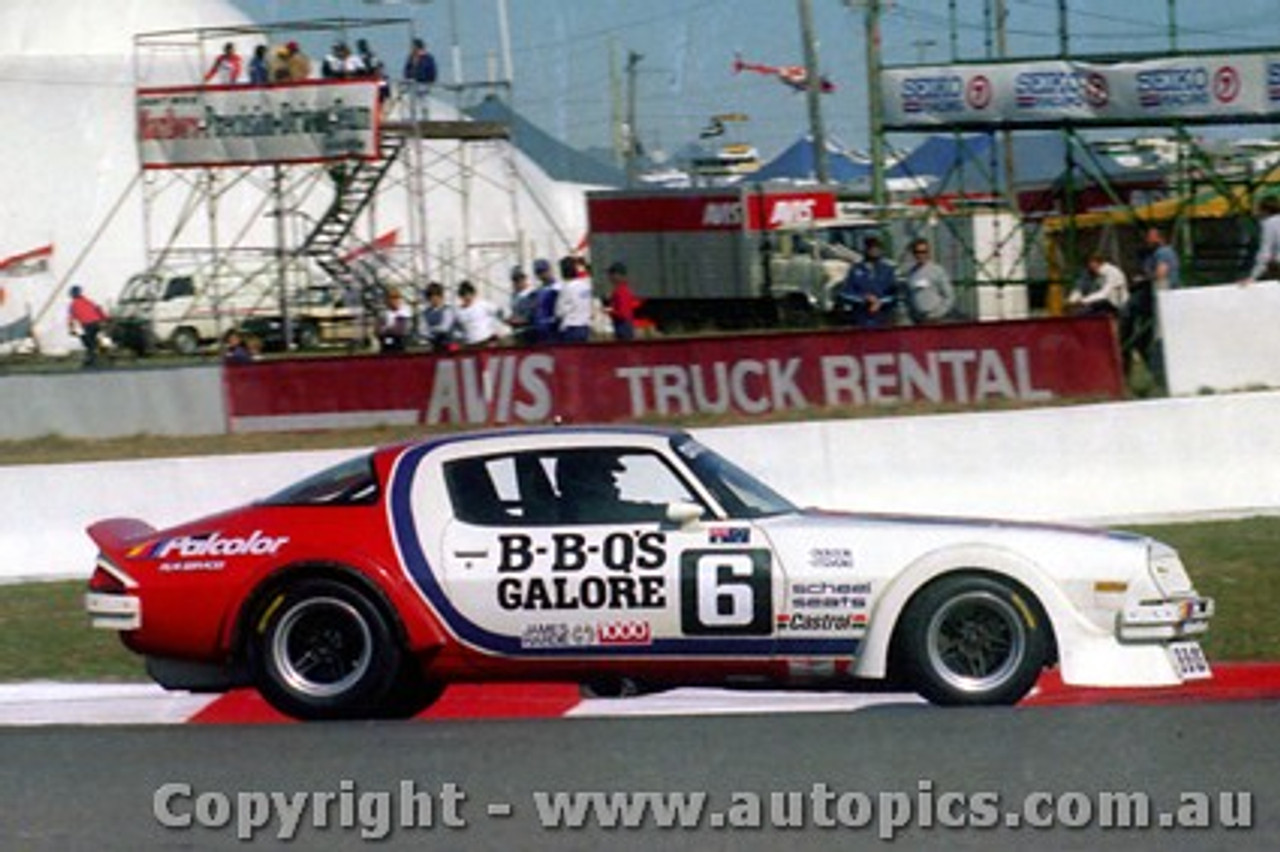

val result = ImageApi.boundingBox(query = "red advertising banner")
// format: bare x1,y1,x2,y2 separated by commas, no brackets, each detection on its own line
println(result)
224,318,1124,432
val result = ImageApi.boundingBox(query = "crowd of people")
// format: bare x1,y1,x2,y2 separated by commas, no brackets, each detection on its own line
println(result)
369,255,642,356
200,35,436,104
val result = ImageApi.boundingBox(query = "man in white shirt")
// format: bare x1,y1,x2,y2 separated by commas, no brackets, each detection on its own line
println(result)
1246,194,1280,284
555,256,593,343
1069,252,1129,317
454,280,500,347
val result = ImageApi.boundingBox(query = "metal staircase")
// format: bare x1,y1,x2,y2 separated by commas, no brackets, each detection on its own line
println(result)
300,130,408,305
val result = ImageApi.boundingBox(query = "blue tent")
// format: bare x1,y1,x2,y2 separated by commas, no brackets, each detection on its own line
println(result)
886,132,1165,194
750,135,872,183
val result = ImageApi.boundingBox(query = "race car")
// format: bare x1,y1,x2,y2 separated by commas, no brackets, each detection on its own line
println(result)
85,426,1213,720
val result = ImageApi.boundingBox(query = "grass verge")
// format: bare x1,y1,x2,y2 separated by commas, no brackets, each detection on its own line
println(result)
2,516,1274,683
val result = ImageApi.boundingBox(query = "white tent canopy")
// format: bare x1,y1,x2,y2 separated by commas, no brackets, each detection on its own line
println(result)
0,0,591,353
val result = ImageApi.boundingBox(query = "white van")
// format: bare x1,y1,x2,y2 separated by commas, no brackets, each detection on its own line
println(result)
112,260,315,355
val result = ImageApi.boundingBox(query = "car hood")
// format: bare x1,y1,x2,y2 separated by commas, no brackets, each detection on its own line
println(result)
750,508,1150,571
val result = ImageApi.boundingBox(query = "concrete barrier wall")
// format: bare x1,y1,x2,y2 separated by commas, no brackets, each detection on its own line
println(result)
1161,280,1280,396
0,366,225,439
5,390,1279,583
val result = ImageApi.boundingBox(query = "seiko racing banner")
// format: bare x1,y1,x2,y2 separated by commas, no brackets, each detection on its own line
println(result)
137,80,379,169
224,318,1123,431
882,52,1280,128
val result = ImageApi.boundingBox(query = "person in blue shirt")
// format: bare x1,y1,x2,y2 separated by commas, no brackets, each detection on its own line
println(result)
837,236,899,328
531,258,561,344
248,45,270,86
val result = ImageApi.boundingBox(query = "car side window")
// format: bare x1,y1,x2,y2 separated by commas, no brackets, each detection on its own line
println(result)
444,449,704,527
163,276,195,300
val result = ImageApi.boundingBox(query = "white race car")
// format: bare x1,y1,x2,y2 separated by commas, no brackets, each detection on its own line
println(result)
87,426,1213,719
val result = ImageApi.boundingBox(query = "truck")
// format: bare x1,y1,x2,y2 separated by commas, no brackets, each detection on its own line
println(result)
110,257,370,355
585,185,882,330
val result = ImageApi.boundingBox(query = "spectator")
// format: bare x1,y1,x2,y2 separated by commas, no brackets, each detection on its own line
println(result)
605,261,641,340
378,288,412,353
455,281,500,347
507,265,537,346
204,42,242,85
223,328,253,363
1246,194,1280,284
903,238,957,324
67,284,108,368
556,255,593,343
1127,227,1178,389
247,44,270,85
322,42,364,79
270,44,292,82
284,41,311,82
837,236,898,328
356,38,391,102
404,37,438,92
1068,252,1129,317
531,258,560,344
421,281,458,351
1143,226,1180,291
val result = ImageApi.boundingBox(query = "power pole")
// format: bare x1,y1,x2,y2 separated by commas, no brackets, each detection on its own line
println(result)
797,0,829,183
948,0,959,62
1057,0,1069,58
610,38,625,168
994,0,1018,212
862,0,887,212
625,50,643,187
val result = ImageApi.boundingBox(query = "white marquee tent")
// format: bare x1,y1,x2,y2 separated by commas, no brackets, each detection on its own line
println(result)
0,0,592,354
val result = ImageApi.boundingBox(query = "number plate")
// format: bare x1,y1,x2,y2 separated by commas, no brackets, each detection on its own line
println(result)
1168,641,1211,680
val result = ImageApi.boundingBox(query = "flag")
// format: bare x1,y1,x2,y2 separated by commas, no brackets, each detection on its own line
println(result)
0,244,53,278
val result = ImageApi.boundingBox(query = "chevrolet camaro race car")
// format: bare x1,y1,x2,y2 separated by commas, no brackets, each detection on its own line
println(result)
85,427,1213,720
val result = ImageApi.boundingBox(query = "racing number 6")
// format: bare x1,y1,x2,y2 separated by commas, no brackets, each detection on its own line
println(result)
680,550,772,636
697,556,756,627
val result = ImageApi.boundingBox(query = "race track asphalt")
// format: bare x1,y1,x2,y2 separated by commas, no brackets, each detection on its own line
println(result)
2,700,1276,851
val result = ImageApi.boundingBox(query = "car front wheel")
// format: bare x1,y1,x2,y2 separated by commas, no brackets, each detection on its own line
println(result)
895,574,1049,706
250,578,414,720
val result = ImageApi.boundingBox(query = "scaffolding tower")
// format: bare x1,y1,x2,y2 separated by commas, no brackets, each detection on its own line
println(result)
130,17,535,349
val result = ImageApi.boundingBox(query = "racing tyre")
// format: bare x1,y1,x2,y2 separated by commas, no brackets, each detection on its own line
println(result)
895,574,1049,706
250,578,408,720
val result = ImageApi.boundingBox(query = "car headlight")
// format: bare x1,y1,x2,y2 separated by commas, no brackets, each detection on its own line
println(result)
1148,541,1194,597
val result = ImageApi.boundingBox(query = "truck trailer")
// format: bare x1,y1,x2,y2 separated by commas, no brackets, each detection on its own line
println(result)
586,185,881,330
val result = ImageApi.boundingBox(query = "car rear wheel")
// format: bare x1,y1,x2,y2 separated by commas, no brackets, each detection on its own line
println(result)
250,578,423,720
895,574,1049,706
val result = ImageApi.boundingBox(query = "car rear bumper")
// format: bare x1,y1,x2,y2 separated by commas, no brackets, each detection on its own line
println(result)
85,591,141,631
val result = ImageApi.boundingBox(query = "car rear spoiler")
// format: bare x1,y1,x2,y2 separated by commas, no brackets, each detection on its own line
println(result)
87,518,157,551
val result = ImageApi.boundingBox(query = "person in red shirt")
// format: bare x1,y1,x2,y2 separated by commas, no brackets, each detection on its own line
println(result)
67,285,108,368
204,42,243,85
605,261,641,341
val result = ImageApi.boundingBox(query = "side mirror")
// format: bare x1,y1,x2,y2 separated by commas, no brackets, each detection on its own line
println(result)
665,501,705,529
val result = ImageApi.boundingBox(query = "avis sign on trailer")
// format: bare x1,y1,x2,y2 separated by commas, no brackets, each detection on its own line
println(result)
224,319,1124,431
137,80,379,169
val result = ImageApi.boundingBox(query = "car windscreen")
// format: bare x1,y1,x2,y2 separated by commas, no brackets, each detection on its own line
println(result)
672,435,796,519
260,454,379,506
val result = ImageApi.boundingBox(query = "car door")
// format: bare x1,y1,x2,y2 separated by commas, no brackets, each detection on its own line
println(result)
435,445,782,659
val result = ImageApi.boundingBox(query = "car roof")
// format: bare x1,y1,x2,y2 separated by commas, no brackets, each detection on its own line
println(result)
374,423,689,461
